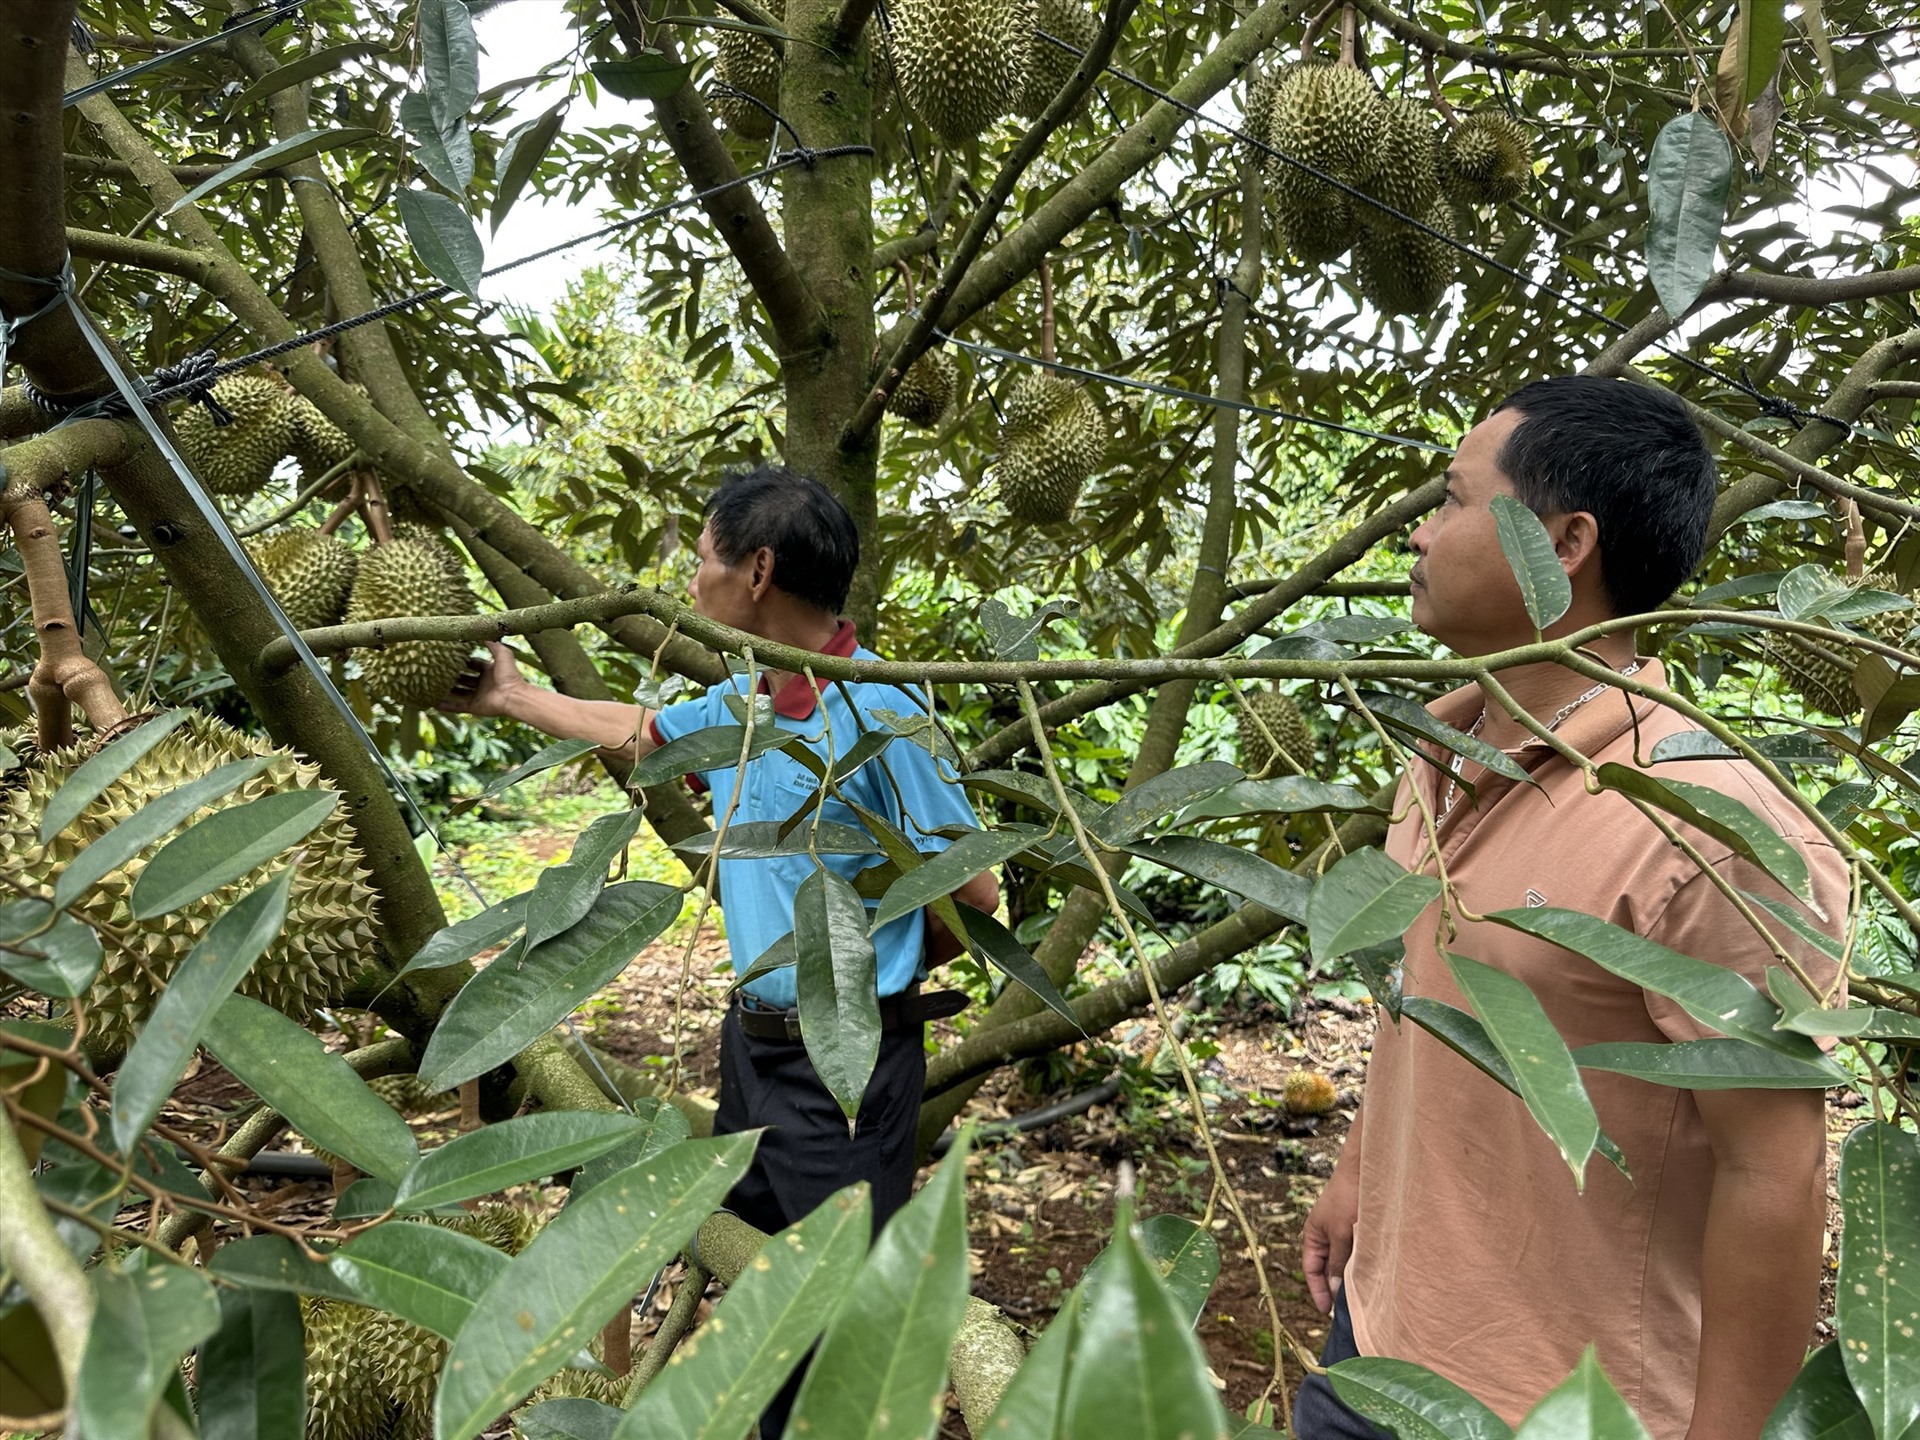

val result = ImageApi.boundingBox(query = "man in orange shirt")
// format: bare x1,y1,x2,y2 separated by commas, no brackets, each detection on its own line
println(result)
1294,378,1843,1439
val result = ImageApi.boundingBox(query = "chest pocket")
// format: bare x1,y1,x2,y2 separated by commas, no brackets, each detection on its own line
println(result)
764,751,871,834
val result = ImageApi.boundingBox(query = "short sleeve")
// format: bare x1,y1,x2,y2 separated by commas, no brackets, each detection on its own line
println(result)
650,685,732,744
870,732,981,853
1643,841,1848,1045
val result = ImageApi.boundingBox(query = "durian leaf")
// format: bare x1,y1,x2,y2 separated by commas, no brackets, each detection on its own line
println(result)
222,41,387,121
979,595,1077,661
1093,761,1245,844
195,1286,306,1440
74,1261,222,1440
728,931,795,991
1779,563,1857,621
1124,835,1311,924
398,890,529,977
1079,1214,1220,1330
1445,950,1600,1188
38,708,190,841
979,1279,1079,1436
961,769,1108,824
1489,494,1573,632
1853,655,1920,745
670,819,883,861
0,1300,64,1418
589,53,696,100
1645,112,1732,318
520,1399,623,1439
1762,1344,1872,1440
1326,1358,1514,1440
51,755,274,910
793,869,881,1120
567,1096,691,1199
1648,731,1838,767
1350,691,1535,785
417,881,685,1093
953,901,1081,1030
205,995,420,1185
786,1131,972,1440
329,1222,507,1338
112,868,293,1152
1592,763,1814,906
393,1111,659,1211
492,102,568,235
398,187,485,298
613,1185,872,1440
629,722,802,788
402,89,473,192
1306,847,1442,965
521,807,645,952
1173,776,1386,822
475,737,599,802
1512,1347,1650,1439
130,791,336,920
419,0,481,132
1835,1123,1920,1440
163,127,378,215
868,824,1044,931
209,1236,361,1302
434,1134,757,1440
1573,1038,1847,1088
0,899,103,997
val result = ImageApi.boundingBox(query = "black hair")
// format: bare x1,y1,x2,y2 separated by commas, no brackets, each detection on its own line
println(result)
1493,377,1717,617
702,465,860,613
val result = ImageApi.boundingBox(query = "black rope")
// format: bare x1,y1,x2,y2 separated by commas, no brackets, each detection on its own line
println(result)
61,0,316,109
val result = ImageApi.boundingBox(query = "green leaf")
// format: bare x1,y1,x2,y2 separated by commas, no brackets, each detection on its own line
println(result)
869,825,1041,931
1126,834,1311,923
1728,0,1789,103
399,187,484,297
75,1263,222,1440
614,1185,872,1440
1447,951,1599,1186
479,738,599,801
39,709,189,841
196,1286,306,1440
419,0,481,132
788,1132,974,1440
1354,691,1536,785
982,1289,1079,1436
1094,761,1244,843
589,53,695,100
434,1133,757,1440
672,820,882,862
402,88,474,192
394,1111,655,1211
1852,655,1920,745
954,902,1082,1030
631,723,799,787
0,1300,65,1418
130,790,336,919
980,595,1077,661
492,103,568,234
417,881,684,1092
1327,1358,1515,1440
1307,847,1442,964
1512,1347,1650,1439
729,931,797,991
1059,1205,1232,1439
521,1399,623,1440
112,869,292,1151
1350,938,1405,1018
1573,1038,1846,1088
398,891,529,977
224,42,388,119
1761,1344,1872,1440
522,807,645,951
1081,1214,1220,1330
0,899,103,996
1490,494,1573,632
569,1096,691,1198
963,768,1107,823
1593,763,1812,905
1645,112,1733,318
205,994,420,1184
329,1222,507,1338
53,755,273,908
164,128,377,214
795,869,881,1120
1779,564,1858,622
1835,1123,1920,1440
1174,775,1385,822
1487,906,1821,1058
211,1236,362,1302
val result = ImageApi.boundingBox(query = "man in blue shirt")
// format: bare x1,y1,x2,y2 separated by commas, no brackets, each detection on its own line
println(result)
445,466,995,1250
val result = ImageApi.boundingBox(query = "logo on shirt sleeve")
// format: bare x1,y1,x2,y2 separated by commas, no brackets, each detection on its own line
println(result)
1525,889,1547,908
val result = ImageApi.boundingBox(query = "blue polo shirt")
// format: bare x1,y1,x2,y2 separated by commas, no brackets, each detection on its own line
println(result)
649,623,981,1008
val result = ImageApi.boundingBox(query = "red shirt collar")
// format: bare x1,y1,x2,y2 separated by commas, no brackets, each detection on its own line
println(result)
761,620,858,720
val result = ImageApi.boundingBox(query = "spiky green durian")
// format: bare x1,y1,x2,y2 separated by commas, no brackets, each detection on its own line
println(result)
0,714,377,1058
1269,183,1359,264
1264,62,1388,190
302,1299,394,1440
1351,198,1457,317
364,1310,445,1440
285,392,358,479
441,1201,540,1256
893,0,1037,147
368,1071,451,1115
1441,111,1533,206
887,349,958,426
248,528,359,631
1015,0,1098,118
1238,689,1313,778
712,0,785,140
1351,95,1441,231
389,521,467,584
995,372,1107,524
1766,573,1917,717
344,537,479,707
173,375,298,496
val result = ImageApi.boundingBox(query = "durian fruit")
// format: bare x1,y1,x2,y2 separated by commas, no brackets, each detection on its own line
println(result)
712,0,784,140
302,1299,395,1440
1282,1069,1339,1116
1441,112,1533,207
526,1362,635,1410
0,714,377,1058
1241,65,1277,165
1351,197,1457,317
1766,574,1917,717
286,393,358,479
366,1310,445,1440
892,0,1037,147
1270,184,1359,265
389,521,468,585
1237,688,1313,778
1263,62,1388,192
248,527,359,630
369,1071,452,1115
887,349,958,426
172,374,299,496
1014,0,1097,119
1351,95,1440,232
344,537,479,707
994,372,1106,524
441,1201,540,1256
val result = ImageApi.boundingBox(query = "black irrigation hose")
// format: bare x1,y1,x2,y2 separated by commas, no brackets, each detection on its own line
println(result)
930,1073,1125,1157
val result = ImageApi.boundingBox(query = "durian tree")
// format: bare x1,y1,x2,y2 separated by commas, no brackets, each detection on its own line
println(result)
4,0,1920,1433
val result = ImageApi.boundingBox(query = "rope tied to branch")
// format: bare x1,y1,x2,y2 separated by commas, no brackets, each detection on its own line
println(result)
0,264,75,393
1742,364,1856,438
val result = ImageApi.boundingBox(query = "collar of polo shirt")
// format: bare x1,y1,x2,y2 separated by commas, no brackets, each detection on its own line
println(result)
761,619,859,720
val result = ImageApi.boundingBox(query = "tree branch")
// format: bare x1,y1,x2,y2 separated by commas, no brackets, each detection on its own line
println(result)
63,151,233,184
0,1117,95,1404
830,0,879,50
65,225,217,283
1348,0,1579,74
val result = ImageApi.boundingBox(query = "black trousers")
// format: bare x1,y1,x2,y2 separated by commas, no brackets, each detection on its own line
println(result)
711,1004,928,1437
1292,1289,1393,1440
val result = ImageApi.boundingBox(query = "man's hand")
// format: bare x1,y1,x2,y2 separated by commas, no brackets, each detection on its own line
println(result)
441,641,529,719
1302,1110,1363,1314
438,641,658,757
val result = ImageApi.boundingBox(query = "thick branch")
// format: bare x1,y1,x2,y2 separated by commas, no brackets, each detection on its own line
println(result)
0,1117,95,1402
830,0,879,50
66,225,217,284
62,151,233,184
1348,0,1578,75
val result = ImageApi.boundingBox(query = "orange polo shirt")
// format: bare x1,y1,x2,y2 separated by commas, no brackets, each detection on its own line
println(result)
1344,661,1846,1437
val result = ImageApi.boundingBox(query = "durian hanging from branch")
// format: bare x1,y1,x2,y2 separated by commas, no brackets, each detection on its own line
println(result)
993,259,1107,525
172,372,301,496
1014,0,1099,119
711,0,786,141
341,474,481,708
884,265,958,427
892,0,1037,148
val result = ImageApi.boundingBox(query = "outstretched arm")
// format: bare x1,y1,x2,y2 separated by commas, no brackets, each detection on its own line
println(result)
443,641,662,762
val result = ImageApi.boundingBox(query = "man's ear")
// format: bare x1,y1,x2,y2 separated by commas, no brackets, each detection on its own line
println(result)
1551,511,1602,579
747,545,777,599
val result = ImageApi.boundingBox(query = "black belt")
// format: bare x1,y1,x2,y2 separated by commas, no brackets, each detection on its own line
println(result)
733,988,969,1043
